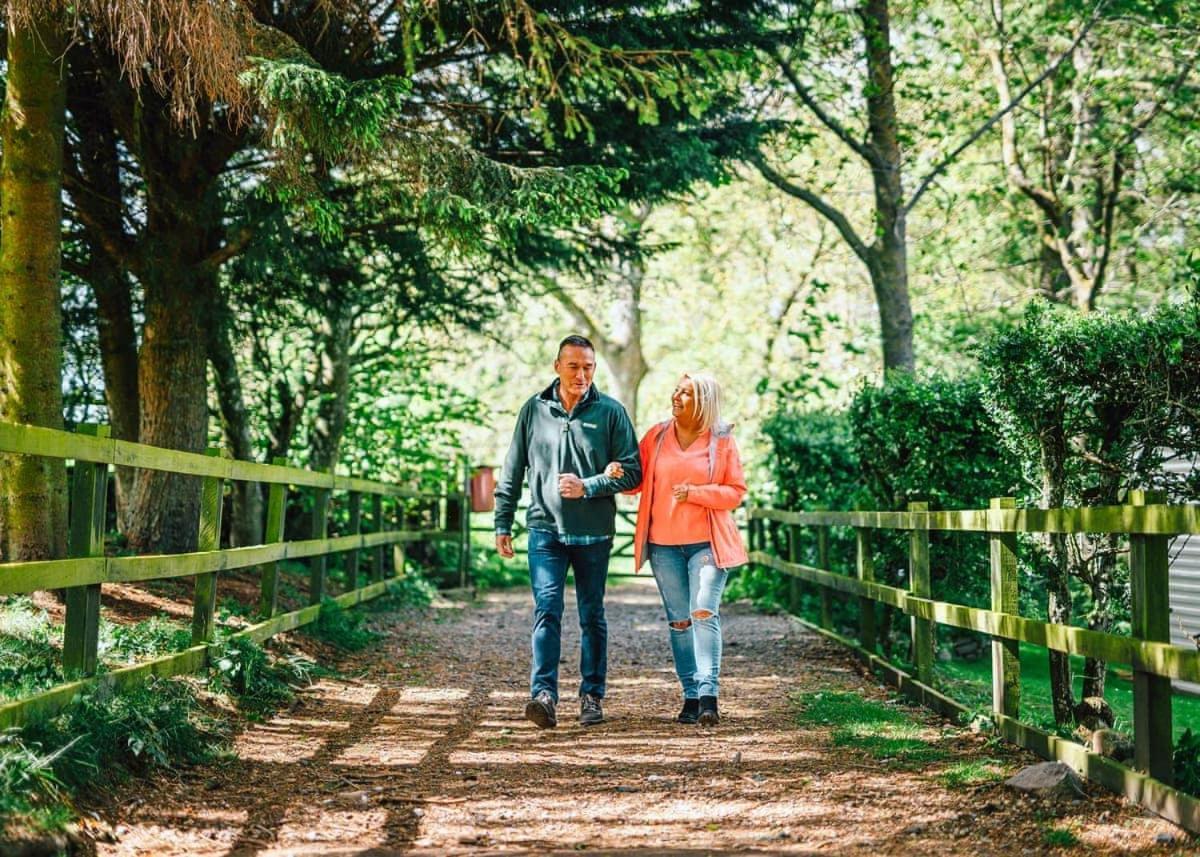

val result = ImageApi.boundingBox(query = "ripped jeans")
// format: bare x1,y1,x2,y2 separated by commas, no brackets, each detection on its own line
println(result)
647,542,729,699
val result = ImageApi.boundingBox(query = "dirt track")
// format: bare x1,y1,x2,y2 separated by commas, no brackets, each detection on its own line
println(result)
93,579,1194,856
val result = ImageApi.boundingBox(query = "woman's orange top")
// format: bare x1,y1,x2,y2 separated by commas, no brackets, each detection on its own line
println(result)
625,420,748,572
648,427,712,545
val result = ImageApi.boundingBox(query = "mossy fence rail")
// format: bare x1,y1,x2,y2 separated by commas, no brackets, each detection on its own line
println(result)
0,421,467,731
748,496,1200,835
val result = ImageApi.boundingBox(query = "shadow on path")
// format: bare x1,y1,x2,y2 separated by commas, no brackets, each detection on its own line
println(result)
94,581,1193,856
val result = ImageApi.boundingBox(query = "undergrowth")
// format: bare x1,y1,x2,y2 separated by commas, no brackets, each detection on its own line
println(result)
0,636,323,845
304,598,381,651
0,582,415,845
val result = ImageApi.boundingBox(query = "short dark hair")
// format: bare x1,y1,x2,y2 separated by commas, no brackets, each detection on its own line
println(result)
558,335,595,357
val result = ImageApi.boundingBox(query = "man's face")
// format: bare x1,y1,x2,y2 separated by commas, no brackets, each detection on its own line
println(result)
555,345,596,397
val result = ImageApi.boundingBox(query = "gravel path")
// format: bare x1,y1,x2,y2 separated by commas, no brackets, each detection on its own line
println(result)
94,578,1193,856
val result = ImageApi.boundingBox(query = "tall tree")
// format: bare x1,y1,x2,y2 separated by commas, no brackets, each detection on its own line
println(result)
984,1,1200,311
0,6,69,562
60,1,682,553
541,204,654,422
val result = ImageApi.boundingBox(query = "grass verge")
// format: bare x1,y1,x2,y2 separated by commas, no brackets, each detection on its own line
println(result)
792,690,952,768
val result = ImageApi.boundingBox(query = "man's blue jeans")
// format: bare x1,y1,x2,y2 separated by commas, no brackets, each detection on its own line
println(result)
528,528,612,702
648,541,729,699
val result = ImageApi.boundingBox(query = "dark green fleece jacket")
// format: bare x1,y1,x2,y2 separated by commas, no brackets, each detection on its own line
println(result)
494,381,641,537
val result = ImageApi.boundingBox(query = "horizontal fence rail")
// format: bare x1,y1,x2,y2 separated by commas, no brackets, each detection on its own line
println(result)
0,420,470,731
748,494,1200,835
0,421,430,497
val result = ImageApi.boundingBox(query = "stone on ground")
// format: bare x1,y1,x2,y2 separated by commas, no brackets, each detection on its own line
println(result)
1005,761,1087,800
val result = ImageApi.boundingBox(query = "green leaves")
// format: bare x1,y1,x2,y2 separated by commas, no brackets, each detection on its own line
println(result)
979,300,1200,505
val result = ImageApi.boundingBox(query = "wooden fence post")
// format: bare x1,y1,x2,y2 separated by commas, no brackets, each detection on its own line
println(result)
855,527,876,655
392,500,407,578
446,486,465,588
372,494,386,581
908,500,933,686
989,497,1020,721
347,490,362,589
258,457,287,618
816,517,831,630
191,448,224,645
1130,489,1173,784
63,424,109,677
787,524,802,614
309,479,330,605
456,459,471,588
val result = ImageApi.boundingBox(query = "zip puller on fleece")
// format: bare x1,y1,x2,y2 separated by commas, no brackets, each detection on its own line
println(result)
494,381,642,538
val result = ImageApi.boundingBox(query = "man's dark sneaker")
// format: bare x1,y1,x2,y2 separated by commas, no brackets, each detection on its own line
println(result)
525,690,557,729
579,693,604,726
698,695,719,726
677,698,700,724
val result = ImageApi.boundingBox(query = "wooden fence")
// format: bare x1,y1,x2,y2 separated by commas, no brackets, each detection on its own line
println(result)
0,421,466,730
749,495,1200,835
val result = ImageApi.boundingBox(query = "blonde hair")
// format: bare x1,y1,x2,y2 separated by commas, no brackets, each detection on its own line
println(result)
682,373,722,433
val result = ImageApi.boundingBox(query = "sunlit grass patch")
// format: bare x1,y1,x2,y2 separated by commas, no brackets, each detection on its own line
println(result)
792,690,912,728
936,758,1007,788
793,690,951,767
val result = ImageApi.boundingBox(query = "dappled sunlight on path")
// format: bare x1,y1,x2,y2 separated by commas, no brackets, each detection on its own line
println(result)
95,581,1190,856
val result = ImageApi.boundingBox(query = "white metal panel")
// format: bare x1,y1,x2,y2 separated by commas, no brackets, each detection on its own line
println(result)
1165,455,1200,695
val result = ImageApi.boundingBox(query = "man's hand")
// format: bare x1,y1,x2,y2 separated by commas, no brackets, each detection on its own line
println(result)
558,473,586,499
604,461,624,479
495,534,514,558
672,483,690,502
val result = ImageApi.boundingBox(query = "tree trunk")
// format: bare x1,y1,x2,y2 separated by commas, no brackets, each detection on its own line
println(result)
114,70,242,554
309,302,355,475
92,262,140,529
1040,433,1076,725
208,300,263,547
66,61,141,527
124,160,224,554
860,0,915,374
1080,535,1119,699
125,264,215,554
0,10,69,563
601,256,648,424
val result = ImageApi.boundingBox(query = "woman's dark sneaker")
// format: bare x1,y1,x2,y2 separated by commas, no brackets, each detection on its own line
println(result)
677,698,700,724
698,695,719,726
579,693,604,726
525,690,557,728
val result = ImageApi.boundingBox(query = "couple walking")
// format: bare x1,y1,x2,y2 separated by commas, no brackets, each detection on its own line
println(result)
494,335,748,729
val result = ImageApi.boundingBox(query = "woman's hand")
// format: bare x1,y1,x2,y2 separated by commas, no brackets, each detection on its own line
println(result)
672,483,690,502
604,461,624,479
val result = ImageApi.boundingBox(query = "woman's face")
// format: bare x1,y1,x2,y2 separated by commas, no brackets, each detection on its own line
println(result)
672,378,699,423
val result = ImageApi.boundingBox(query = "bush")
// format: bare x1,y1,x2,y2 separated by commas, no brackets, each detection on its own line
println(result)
732,410,862,612
1176,728,1200,797
760,409,863,511
849,373,1021,612
208,638,320,719
981,301,1200,716
22,677,225,793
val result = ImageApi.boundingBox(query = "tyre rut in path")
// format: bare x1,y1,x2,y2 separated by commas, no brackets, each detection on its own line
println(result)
94,579,1191,856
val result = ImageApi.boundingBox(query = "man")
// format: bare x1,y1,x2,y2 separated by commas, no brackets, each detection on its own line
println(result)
494,335,641,728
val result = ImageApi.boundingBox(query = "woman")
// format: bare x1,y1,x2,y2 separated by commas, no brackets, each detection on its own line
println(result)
615,373,748,726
